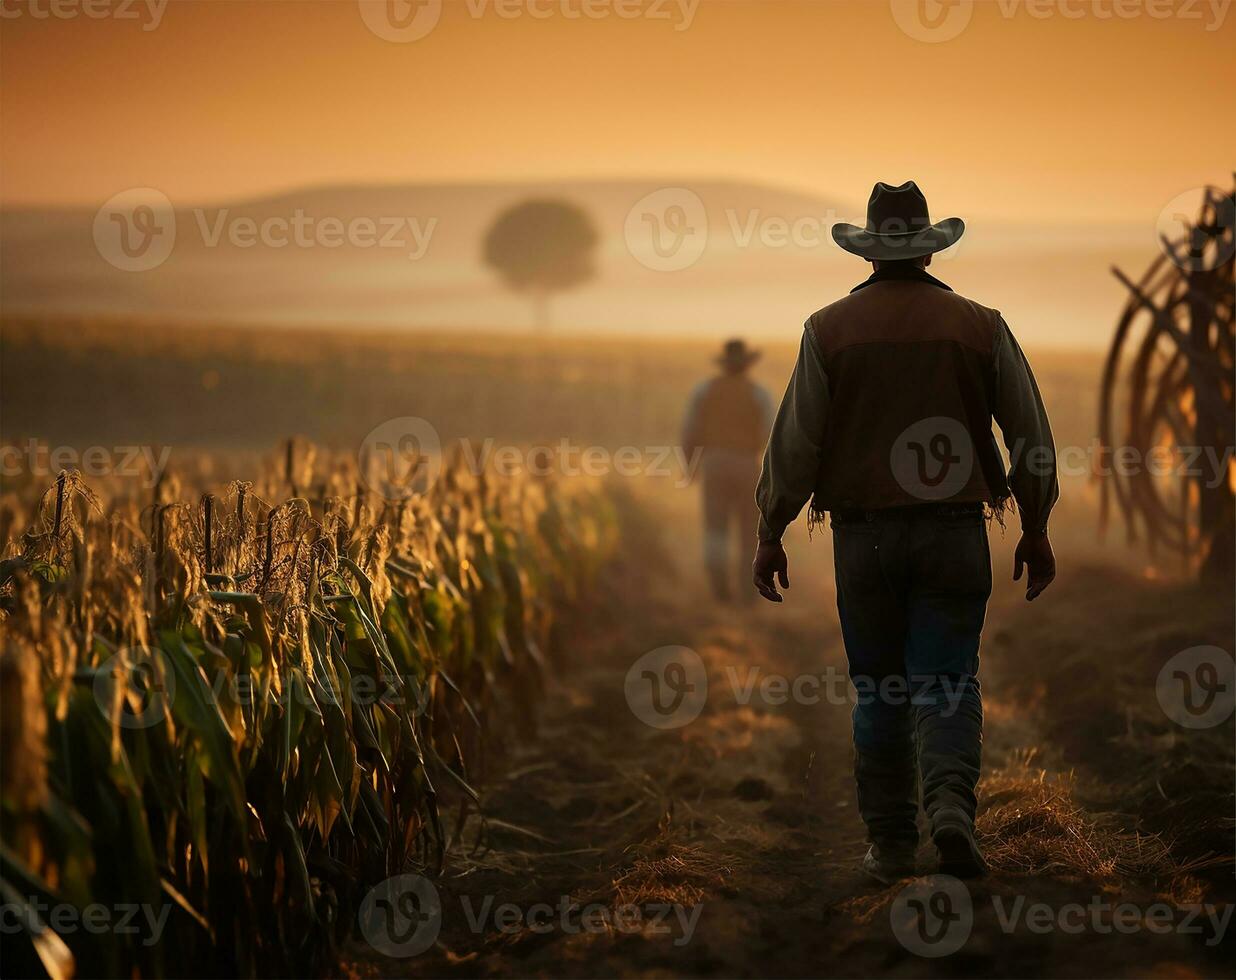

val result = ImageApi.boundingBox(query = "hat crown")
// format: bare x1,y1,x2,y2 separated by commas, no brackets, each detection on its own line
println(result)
717,338,760,367
866,180,932,235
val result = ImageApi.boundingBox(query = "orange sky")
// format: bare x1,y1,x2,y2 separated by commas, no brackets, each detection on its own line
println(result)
1,0,1232,221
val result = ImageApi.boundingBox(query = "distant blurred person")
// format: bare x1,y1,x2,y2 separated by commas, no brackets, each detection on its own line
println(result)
682,339,774,603
752,182,1058,883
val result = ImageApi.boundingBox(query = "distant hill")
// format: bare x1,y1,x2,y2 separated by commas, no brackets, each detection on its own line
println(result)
0,179,1153,347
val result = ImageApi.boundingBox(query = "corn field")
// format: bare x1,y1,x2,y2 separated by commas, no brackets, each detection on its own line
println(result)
0,444,617,978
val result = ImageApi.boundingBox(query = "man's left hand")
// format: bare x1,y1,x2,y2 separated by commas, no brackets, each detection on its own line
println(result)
752,541,789,603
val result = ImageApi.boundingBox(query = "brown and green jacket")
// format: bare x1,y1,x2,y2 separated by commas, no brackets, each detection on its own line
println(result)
755,265,1058,541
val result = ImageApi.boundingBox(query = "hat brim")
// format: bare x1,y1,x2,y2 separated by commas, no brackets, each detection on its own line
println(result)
831,217,965,261
717,351,761,368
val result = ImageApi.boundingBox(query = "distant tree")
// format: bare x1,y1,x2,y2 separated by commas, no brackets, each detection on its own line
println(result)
483,199,598,329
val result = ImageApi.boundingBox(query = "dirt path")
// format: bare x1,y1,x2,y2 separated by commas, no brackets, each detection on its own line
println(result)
347,526,1233,979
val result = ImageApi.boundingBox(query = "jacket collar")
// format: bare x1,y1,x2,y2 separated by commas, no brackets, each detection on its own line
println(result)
850,265,953,293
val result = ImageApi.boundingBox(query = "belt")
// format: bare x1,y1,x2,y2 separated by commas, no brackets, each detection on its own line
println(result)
830,501,985,524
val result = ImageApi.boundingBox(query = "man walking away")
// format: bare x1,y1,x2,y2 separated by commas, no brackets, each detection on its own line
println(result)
683,339,774,603
751,181,1058,882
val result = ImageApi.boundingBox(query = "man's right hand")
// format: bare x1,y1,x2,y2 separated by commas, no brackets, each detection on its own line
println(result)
1013,531,1055,601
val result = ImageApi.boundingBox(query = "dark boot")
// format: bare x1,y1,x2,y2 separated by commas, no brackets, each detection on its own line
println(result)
862,841,918,885
932,806,988,878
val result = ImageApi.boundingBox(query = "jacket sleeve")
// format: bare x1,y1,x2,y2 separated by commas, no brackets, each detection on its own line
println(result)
755,327,830,543
680,381,708,457
991,317,1059,533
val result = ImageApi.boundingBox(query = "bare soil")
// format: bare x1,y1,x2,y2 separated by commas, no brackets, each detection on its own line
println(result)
346,512,1234,980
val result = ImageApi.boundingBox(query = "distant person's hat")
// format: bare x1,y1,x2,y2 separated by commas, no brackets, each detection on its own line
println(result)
717,338,760,369
831,181,964,261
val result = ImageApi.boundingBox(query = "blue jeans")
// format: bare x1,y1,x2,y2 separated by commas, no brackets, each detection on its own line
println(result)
701,451,760,600
831,506,991,847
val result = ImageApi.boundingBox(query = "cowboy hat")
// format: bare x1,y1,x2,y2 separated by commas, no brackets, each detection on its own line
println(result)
831,181,964,261
716,338,760,369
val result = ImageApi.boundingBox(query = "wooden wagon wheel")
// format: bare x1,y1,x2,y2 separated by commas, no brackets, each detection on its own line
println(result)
1099,182,1235,580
